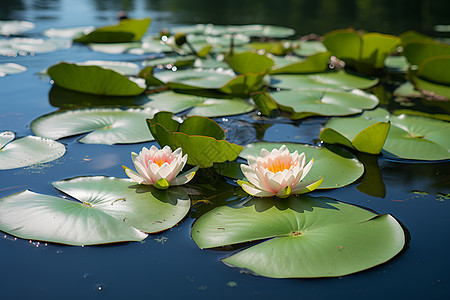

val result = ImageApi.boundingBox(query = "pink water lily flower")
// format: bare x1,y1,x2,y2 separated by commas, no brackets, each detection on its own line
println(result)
123,145,198,189
238,145,323,198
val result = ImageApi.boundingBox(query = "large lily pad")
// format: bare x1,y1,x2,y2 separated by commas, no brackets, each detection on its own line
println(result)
0,20,35,35
239,142,364,189
270,51,331,74
268,88,379,119
147,112,243,168
324,108,450,160
154,69,235,90
0,63,27,77
270,70,379,90
0,176,190,245
228,24,295,38
74,18,151,43
410,55,450,98
47,62,146,96
76,60,141,76
191,195,405,278
0,131,66,170
31,108,156,145
319,121,391,155
403,41,450,66
142,91,254,117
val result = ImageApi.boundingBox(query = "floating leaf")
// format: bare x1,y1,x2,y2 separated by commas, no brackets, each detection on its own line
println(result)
324,108,450,160
0,20,35,35
291,40,328,57
228,24,295,38
147,112,243,168
31,108,156,145
76,60,141,76
0,37,71,55
323,29,400,74
47,62,145,96
192,195,405,278
0,131,65,170
154,69,235,90
226,52,274,74
268,88,379,119
0,63,27,77
141,91,254,117
43,26,95,39
240,142,364,189
74,18,151,43
270,70,378,90
0,176,190,245
409,55,450,98
320,121,391,155
403,41,450,66
270,51,330,74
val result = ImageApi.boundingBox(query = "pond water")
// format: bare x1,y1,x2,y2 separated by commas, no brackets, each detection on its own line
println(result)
1,0,449,299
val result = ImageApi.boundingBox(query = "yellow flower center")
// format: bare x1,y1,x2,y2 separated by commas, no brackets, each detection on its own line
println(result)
267,160,291,173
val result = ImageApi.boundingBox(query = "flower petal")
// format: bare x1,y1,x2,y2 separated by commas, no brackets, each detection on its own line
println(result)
299,158,314,181
171,165,199,186
237,180,275,197
123,165,147,185
292,178,324,194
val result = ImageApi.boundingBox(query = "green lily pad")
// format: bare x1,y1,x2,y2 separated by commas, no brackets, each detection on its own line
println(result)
226,52,274,74
147,111,243,168
268,88,379,119
320,121,391,155
324,108,450,161
154,69,235,90
43,26,95,39
270,70,379,90
270,51,331,74
239,142,364,189
0,20,35,35
0,176,190,245
409,55,450,98
144,55,196,69
191,195,405,278
88,42,142,54
323,29,400,74
291,40,328,57
0,63,27,77
74,18,151,43
76,60,141,76
47,62,146,96
403,41,450,66
0,37,71,55
228,24,295,38
142,91,253,117
0,131,66,170
31,108,156,145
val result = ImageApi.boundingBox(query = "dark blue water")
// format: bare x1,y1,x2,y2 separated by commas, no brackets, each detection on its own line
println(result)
1,0,449,299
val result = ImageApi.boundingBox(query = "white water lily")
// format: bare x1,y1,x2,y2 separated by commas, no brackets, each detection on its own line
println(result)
123,145,198,189
238,145,323,198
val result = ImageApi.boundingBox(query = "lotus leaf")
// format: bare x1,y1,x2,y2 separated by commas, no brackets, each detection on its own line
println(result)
268,88,379,119
74,18,151,43
270,70,378,90
0,63,27,77
320,121,391,155
31,108,156,145
0,176,190,245
141,91,254,117
192,195,405,278
147,112,243,168
0,131,66,170
47,62,146,96
324,108,450,160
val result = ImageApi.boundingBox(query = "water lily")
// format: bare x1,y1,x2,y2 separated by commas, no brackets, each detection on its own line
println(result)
123,145,198,189
238,145,323,198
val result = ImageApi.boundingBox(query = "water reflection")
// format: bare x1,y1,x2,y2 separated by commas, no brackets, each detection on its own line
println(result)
1,0,449,35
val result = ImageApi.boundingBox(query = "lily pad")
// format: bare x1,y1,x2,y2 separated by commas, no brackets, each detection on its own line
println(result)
147,112,243,168
0,37,71,55
191,195,405,278
43,26,95,39
0,176,191,245
0,20,35,35
270,70,379,90
268,88,379,119
0,131,65,170
403,41,450,66
154,69,235,90
228,24,295,38
142,91,254,117
270,51,331,74
291,40,328,57
239,142,364,189
31,108,156,145
0,63,27,77
320,121,391,155
76,60,141,76
324,108,450,161
410,55,450,98
47,62,145,96
74,18,151,43
226,52,274,74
